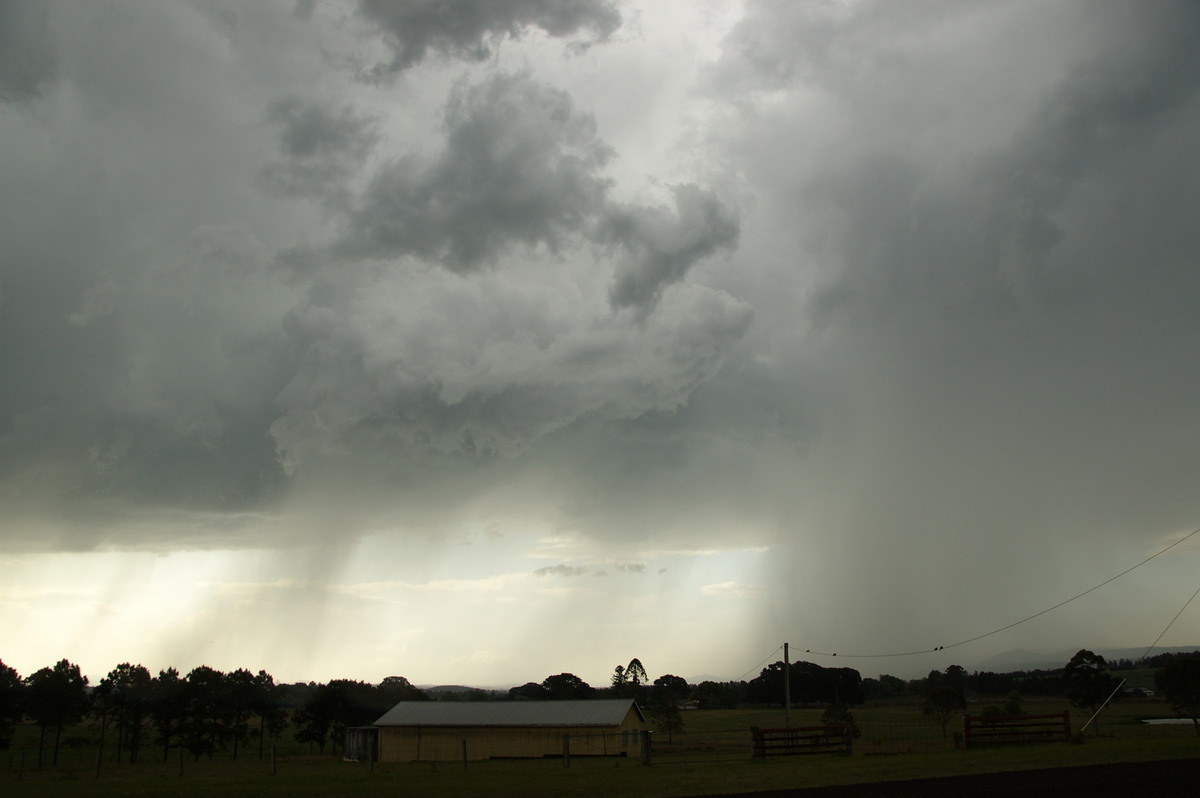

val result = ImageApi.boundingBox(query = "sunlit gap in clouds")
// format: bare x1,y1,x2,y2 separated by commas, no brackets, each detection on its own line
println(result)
0,549,269,679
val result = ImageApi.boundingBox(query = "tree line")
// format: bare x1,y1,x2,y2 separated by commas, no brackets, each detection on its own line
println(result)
3,649,1198,765
0,659,429,766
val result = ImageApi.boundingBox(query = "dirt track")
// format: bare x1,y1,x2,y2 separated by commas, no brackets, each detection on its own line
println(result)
701,758,1199,797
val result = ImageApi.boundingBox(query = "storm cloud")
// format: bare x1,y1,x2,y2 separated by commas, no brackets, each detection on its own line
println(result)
335,73,614,269
357,0,622,76
0,0,58,102
2,0,1198,687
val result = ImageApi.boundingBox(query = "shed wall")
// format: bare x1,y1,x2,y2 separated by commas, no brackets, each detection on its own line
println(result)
378,712,644,762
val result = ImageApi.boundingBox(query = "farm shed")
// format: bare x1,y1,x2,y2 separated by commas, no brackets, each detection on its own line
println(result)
372,699,647,762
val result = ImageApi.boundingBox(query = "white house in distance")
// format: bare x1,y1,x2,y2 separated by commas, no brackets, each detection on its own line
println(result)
349,699,647,762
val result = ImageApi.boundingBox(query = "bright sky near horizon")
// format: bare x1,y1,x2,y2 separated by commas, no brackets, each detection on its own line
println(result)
2,0,1200,690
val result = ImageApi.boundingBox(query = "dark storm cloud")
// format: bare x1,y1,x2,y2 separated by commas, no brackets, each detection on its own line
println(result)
335,71,740,314
0,0,58,102
0,0,747,554
0,218,294,550
267,96,376,160
601,184,740,314
357,0,622,77
813,0,1200,322
336,73,613,269
259,97,377,203
268,272,752,473
703,0,1200,656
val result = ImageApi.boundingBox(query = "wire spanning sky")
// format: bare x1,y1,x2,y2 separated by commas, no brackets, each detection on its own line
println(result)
2,0,1199,688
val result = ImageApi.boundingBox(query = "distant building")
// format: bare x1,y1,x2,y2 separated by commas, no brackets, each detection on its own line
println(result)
352,699,647,762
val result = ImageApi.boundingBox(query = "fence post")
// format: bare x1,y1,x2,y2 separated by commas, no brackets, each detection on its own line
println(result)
177,747,183,777
461,739,467,771
563,734,570,768
962,715,972,750
271,744,276,775
640,730,652,765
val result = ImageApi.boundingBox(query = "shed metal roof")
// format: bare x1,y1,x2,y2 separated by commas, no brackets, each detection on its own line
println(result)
374,699,645,728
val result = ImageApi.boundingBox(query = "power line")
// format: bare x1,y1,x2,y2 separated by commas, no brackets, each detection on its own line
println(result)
1081,582,1200,734
735,644,783,683
794,525,1200,660
1138,582,1200,661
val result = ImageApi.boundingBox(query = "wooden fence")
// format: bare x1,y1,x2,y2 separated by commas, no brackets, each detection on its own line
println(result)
962,711,1071,749
750,725,852,758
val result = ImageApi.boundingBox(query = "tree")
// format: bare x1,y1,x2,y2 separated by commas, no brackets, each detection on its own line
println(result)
862,674,906,700
690,680,740,710
747,661,864,707
0,660,23,750
252,670,287,759
181,666,228,761
101,663,152,763
612,658,648,700
943,665,968,694
225,669,258,760
647,682,685,743
150,668,186,761
1155,656,1200,736
746,662,787,705
626,659,648,691
292,679,385,755
25,659,90,767
1064,649,1116,735
293,705,329,754
508,682,548,701
541,673,593,700
652,674,690,703
610,665,626,693
820,700,861,738
324,679,389,753
922,686,966,740
378,675,427,705
1002,690,1024,717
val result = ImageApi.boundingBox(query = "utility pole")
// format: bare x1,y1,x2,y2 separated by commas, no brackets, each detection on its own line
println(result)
784,642,791,728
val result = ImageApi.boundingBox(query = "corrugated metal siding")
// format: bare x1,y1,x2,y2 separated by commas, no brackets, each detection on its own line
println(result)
377,717,645,762
374,699,643,728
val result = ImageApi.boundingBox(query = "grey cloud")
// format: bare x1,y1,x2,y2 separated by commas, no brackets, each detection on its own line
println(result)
334,71,741,315
337,73,612,270
703,0,1200,654
0,174,294,549
0,0,58,102
268,274,752,474
293,0,316,21
534,564,587,577
357,0,622,77
2,27,747,552
259,97,377,203
721,0,1200,322
601,184,740,314
267,96,376,159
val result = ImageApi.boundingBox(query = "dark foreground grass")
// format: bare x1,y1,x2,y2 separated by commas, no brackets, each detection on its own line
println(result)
6,701,1197,797
6,737,1198,798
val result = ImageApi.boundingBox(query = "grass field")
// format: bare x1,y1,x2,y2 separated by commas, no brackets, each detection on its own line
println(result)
5,698,1197,797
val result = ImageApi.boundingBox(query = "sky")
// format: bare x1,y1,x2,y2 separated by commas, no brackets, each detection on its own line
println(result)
2,0,1199,690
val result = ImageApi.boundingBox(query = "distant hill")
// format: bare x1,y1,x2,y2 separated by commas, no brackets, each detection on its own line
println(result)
420,684,508,697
